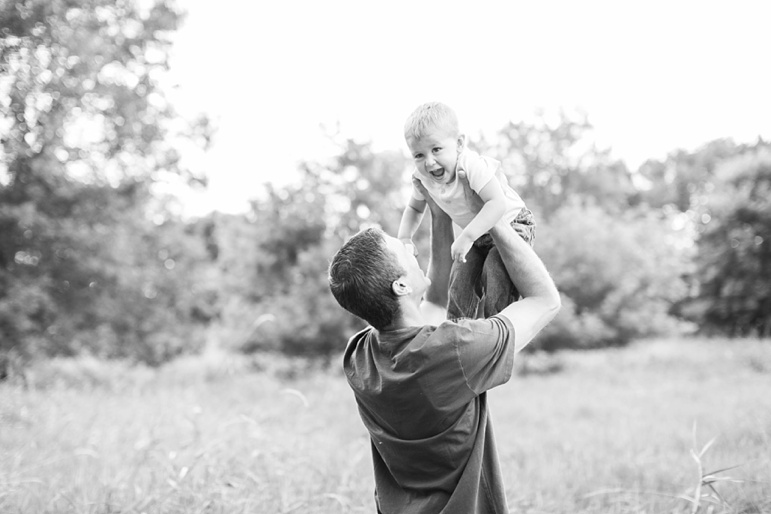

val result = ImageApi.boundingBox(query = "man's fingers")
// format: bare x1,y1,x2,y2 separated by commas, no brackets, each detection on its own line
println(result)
412,176,427,194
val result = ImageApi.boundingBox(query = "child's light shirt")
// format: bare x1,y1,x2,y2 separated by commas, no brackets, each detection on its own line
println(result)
411,149,526,230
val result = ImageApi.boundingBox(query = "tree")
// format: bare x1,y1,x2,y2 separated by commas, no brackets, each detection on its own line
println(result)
636,138,771,336
681,148,771,336
0,0,210,371
474,111,637,218
216,138,412,357
636,139,751,213
467,111,689,350
532,201,691,350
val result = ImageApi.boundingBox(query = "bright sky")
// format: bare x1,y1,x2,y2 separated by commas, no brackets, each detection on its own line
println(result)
166,0,771,216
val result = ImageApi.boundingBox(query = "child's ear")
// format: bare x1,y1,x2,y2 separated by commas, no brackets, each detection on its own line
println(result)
456,134,466,153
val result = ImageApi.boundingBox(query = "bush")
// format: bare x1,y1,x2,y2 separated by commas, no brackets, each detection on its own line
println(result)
532,201,691,350
236,239,362,358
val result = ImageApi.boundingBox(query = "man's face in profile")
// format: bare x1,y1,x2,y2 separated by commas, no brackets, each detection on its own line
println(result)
383,234,430,297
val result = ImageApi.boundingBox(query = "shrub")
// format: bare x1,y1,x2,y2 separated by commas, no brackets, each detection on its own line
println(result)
532,201,691,350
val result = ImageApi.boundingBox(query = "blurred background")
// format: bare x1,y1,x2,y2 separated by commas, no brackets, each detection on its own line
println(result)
2,0,769,369
2,1,771,511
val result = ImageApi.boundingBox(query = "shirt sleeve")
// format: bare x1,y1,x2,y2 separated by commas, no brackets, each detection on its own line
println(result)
458,152,501,195
451,316,516,395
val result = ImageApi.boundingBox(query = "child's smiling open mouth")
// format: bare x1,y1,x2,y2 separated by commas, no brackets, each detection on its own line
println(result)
429,167,446,180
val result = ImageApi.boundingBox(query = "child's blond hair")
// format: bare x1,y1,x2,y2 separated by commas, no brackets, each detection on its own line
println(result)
404,102,460,142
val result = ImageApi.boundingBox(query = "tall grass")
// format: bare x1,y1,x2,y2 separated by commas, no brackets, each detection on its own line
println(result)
1,338,769,513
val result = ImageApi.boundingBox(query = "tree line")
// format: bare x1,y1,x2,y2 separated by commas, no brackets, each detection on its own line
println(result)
2,0,769,374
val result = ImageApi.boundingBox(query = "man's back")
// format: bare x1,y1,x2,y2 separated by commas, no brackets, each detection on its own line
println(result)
344,316,516,514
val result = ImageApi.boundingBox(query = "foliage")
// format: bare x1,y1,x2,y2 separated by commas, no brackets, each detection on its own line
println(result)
0,0,211,369
326,138,408,238
636,139,752,213
221,114,771,356
466,113,687,350
247,237,364,358
637,139,771,337
204,138,410,357
532,201,691,350
475,111,638,218
2,4,769,370
681,148,771,336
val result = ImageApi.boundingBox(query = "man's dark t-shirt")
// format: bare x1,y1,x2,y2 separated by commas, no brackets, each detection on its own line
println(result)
343,316,516,513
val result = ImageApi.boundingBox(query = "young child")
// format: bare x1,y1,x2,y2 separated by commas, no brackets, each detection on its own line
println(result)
397,102,536,320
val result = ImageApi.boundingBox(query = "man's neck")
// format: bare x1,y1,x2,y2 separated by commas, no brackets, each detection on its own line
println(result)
383,299,425,330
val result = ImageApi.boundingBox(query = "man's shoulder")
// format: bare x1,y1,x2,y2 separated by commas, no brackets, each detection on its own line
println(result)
437,316,516,348
342,319,505,359
428,317,510,345
349,325,376,344
343,326,376,362
345,323,461,358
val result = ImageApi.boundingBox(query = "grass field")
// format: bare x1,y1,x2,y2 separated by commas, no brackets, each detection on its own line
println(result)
1,338,770,513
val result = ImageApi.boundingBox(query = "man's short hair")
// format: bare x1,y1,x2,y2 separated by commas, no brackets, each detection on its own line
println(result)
404,102,460,142
329,227,405,331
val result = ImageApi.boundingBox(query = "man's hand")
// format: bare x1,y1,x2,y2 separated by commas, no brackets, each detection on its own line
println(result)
400,237,418,257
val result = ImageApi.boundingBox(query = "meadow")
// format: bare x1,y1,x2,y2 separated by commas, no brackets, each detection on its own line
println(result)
1,338,770,514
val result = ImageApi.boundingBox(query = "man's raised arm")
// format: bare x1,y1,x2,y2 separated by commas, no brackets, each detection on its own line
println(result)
455,170,560,351
490,219,561,352
418,180,454,323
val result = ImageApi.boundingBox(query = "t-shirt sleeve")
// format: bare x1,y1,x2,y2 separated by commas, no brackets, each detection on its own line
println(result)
451,316,516,395
458,153,501,195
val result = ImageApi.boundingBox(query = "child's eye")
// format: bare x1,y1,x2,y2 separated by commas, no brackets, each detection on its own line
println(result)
433,147,441,153
414,153,423,159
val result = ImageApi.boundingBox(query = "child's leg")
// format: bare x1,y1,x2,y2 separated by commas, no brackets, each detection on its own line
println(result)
447,241,487,321
482,212,536,317
512,208,536,245
482,247,519,318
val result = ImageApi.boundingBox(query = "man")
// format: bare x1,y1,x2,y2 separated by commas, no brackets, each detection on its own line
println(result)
328,172,561,513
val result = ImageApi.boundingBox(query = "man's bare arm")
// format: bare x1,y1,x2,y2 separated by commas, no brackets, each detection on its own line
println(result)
417,179,454,321
457,170,560,351
490,220,561,352
397,197,427,241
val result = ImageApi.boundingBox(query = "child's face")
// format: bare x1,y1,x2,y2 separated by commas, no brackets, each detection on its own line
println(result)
407,128,464,186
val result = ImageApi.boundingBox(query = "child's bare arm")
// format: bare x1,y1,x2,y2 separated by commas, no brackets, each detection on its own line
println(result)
397,196,427,243
451,179,507,262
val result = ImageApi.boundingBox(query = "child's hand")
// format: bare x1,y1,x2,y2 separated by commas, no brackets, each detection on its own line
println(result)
400,238,418,257
451,235,473,263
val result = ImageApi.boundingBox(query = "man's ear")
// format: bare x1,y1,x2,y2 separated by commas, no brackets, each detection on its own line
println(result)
392,280,413,296
456,134,466,153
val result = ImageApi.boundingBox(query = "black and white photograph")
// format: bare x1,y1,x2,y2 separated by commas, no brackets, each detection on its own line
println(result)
1,1,770,512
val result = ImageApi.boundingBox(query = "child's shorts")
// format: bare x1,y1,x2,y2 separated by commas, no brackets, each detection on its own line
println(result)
473,208,536,249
